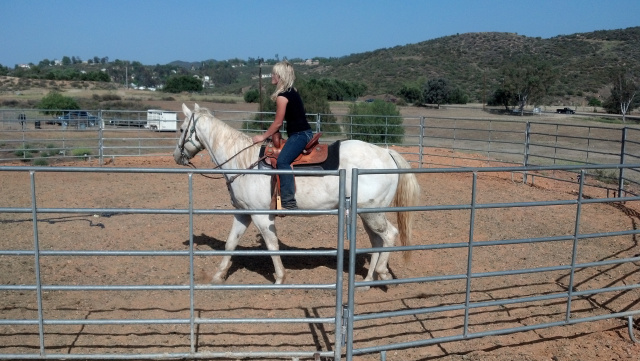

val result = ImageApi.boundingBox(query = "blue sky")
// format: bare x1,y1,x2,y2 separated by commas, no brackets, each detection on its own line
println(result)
2,0,639,67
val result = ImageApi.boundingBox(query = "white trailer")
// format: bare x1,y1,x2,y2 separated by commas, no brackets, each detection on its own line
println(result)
145,109,178,131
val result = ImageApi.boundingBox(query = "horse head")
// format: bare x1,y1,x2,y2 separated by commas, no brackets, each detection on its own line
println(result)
174,103,205,165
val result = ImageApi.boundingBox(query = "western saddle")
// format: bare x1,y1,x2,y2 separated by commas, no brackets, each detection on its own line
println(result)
262,131,327,169
262,131,327,210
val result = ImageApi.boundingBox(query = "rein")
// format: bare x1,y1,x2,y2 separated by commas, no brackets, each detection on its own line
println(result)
180,112,267,184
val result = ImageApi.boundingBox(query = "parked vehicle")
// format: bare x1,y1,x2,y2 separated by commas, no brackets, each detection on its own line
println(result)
144,109,178,132
556,107,575,114
56,111,101,127
107,119,147,127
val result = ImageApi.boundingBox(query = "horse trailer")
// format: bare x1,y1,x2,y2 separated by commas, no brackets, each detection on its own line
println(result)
145,109,178,131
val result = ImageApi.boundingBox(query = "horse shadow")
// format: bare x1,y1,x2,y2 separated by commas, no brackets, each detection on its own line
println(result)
186,233,372,283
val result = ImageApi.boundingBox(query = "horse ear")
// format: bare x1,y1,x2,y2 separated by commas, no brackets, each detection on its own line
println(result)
194,103,200,111
182,103,191,118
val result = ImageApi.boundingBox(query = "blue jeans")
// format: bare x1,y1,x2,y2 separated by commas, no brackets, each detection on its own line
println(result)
277,129,313,208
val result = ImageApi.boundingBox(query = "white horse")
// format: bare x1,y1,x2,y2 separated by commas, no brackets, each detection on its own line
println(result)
174,103,420,286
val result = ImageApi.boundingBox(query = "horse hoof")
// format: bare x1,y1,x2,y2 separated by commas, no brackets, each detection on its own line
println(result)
211,274,226,284
356,285,371,292
274,274,286,285
378,273,393,281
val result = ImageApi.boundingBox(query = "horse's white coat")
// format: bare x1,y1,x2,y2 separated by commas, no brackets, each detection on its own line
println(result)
174,104,420,287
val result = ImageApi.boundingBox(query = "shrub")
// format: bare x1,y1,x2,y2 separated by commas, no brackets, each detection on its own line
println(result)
14,144,38,158
587,97,602,107
243,89,260,103
71,148,92,159
33,158,49,166
347,100,404,144
43,144,59,157
163,75,202,93
37,91,79,116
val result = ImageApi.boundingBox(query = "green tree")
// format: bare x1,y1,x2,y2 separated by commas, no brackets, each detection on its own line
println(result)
244,89,260,103
163,75,203,93
398,84,422,104
37,91,80,116
298,80,340,133
488,88,515,111
587,96,602,107
502,56,556,113
448,87,469,104
306,78,367,101
347,100,404,144
423,78,451,106
38,59,52,67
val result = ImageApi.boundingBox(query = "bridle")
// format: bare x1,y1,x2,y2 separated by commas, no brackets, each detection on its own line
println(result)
178,112,268,184
178,113,199,162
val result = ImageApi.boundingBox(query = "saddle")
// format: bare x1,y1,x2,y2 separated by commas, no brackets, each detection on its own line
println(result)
260,131,329,211
262,131,327,168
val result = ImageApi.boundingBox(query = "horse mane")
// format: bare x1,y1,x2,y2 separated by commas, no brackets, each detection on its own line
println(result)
194,106,257,168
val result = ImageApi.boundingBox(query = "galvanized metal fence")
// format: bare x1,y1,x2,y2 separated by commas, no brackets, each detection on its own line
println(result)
2,108,640,359
345,164,640,359
0,166,348,360
2,108,639,194
1,163,639,360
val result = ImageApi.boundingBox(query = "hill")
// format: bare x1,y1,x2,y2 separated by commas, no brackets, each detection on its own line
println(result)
2,27,639,106
296,27,640,104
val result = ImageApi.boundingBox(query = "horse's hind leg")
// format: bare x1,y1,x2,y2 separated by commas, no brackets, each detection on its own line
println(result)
360,213,399,285
252,215,286,284
212,214,252,283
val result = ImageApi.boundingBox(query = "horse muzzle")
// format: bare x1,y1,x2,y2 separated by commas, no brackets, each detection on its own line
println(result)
173,147,191,166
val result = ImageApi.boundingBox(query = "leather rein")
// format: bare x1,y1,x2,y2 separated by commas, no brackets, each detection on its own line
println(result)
180,113,267,184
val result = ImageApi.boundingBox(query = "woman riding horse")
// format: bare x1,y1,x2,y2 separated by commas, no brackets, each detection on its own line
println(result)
251,60,313,210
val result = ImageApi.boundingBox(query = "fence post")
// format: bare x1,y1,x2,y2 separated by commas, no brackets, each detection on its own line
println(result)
98,110,104,165
618,127,628,198
419,116,425,167
523,121,531,183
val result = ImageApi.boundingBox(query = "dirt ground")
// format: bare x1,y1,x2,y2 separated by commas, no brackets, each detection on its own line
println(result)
1,147,640,361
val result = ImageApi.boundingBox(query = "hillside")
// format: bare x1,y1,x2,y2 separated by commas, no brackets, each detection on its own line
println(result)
2,27,639,106
297,27,640,103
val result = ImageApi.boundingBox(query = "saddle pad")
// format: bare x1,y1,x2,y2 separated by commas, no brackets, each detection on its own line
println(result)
259,140,341,171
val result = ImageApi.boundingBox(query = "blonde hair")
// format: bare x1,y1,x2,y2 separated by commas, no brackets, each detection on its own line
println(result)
270,60,295,101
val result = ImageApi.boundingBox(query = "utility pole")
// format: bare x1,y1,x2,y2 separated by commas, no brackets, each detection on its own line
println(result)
482,69,486,110
258,58,264,120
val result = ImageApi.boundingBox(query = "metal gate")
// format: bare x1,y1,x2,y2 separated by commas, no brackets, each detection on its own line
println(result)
1,164,639,360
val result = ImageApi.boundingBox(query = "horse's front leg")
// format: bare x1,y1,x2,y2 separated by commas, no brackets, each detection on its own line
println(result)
252,214,286,284
212,214,252,283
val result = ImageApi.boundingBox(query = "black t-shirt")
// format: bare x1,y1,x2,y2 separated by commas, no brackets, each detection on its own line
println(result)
279,88,311,135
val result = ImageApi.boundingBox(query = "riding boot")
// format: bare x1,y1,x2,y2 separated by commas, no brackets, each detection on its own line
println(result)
280,198,298,210
279,174,298,210
276,129,312,212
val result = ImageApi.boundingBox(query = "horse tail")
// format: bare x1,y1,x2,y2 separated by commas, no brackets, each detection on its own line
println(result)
389,149,420,262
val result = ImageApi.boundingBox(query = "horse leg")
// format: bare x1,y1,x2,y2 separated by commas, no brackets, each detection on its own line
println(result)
252,214,286,284
212,214,252,283
360,213,399,287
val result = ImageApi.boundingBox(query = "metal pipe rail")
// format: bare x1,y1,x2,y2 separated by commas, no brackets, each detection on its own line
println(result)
345,164,640,360
0,166,348,360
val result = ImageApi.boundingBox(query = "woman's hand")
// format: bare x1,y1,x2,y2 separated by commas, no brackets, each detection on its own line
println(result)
251,134,264,144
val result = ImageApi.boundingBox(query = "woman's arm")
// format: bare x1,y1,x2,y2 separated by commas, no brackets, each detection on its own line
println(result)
252,96,288,143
